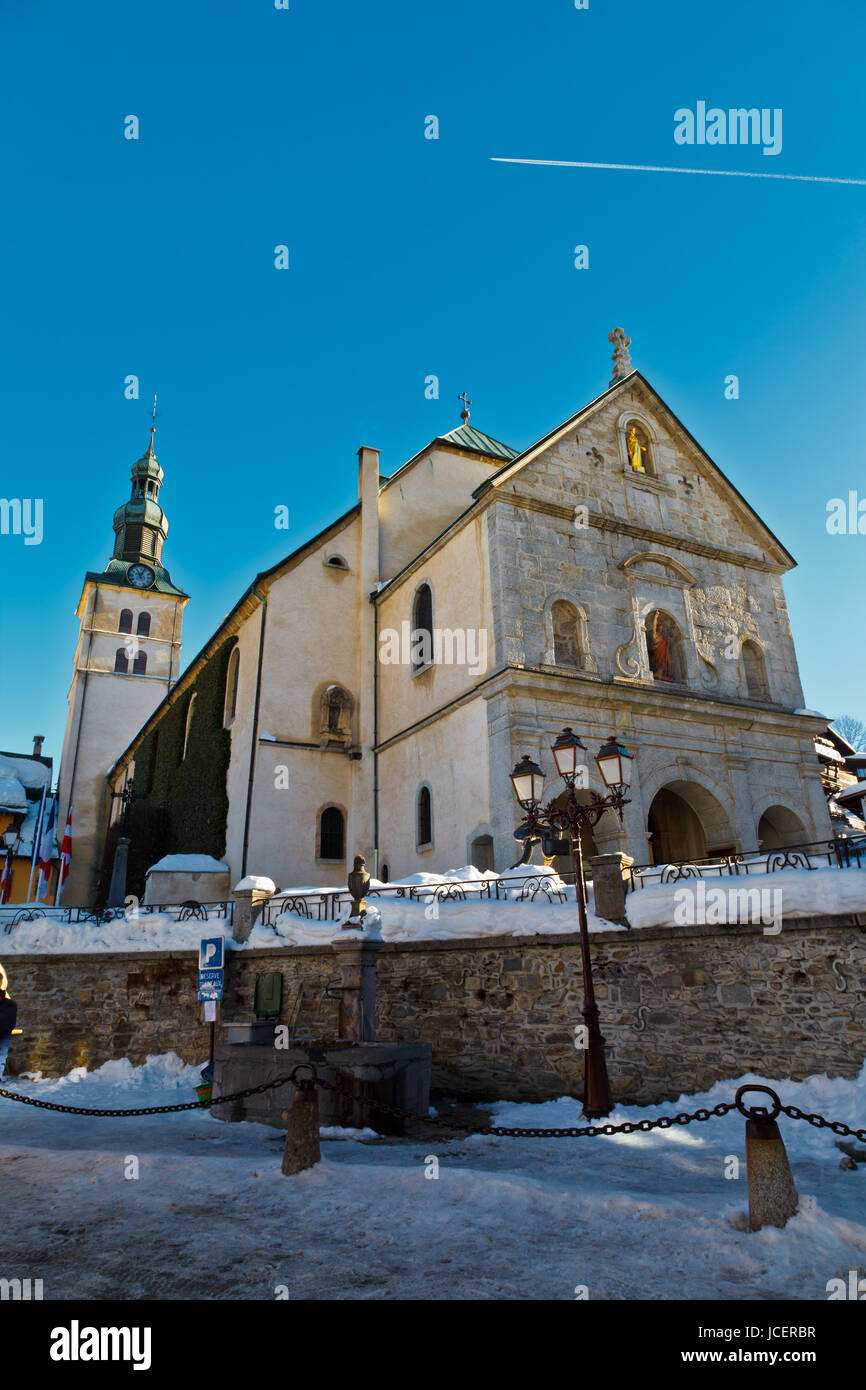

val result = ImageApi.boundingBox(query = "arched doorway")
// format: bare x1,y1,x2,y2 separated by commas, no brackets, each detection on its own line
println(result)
647,780,736,865
757,805,807,851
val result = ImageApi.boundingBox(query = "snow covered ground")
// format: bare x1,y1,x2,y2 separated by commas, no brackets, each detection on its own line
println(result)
1,1053,864,1300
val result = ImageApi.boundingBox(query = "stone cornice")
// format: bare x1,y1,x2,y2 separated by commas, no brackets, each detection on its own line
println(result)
500,665,828,735
499,490,787,575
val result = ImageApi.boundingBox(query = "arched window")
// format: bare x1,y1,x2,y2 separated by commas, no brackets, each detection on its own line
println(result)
114,647,129,674
551,600,583,668
324,554,349,571
742,640,769,699
182,693,197,759
119,609,133,634
417,785,433,849
412,582,434,672
319,806,345,861
136,612,151,637
645,610,683,683
133,651,147,676
224,647,240,727
625,419,653,475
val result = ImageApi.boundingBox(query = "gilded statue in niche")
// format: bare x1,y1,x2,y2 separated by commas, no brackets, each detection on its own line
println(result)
626,424,649,473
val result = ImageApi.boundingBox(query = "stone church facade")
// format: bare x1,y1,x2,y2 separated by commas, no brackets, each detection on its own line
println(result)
62,335,830,903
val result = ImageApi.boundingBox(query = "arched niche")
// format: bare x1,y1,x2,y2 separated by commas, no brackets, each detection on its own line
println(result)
314,682,355,747
615,409,659,478
741,639,770,700
542,593,598,674
645,609,685,684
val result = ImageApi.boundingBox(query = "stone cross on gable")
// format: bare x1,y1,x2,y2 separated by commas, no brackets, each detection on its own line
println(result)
608,327,632,385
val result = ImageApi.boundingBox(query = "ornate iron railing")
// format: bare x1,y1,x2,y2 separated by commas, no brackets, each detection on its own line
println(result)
262,871,574,924
0,900,234,934
625,835,866,893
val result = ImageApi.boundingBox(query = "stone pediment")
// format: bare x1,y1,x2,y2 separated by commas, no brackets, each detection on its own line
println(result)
619,551,698,587
473,372,795,573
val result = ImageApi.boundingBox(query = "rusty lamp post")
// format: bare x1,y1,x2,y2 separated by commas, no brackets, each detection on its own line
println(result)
509,729,633,1119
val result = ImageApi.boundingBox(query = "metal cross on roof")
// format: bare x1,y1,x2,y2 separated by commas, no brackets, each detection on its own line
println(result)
149,394,158,447
458,391,471,423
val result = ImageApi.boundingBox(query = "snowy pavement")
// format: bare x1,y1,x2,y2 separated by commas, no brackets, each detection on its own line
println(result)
1,1054,864,1301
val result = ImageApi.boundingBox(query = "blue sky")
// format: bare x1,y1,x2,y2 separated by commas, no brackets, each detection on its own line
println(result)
2,0,864,766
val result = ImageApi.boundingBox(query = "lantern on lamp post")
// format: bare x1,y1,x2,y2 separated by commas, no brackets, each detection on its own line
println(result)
509,730,633,1119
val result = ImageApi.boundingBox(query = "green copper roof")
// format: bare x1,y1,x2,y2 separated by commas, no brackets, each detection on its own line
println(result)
436,424,518,461
85,558,188,598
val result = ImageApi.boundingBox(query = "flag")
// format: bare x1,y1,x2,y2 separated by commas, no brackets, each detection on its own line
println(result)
57,805,72,898
29,784,47,874
25,783,48,903
0,851,12,904
36,798,57,902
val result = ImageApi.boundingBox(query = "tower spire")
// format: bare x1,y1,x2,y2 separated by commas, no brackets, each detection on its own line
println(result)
148,395,158,453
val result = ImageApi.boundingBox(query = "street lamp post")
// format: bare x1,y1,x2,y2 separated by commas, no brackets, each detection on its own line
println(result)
510,729,634,1119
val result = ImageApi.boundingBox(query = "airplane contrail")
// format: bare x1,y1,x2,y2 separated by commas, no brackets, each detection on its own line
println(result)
490,157,866,186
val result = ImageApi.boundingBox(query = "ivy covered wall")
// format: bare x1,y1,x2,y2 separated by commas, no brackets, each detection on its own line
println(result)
100,639,236,903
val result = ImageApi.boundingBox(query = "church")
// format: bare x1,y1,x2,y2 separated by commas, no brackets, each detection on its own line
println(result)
58,331,832,905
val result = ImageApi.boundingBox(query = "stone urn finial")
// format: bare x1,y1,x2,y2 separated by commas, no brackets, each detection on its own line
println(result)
345,853,371,929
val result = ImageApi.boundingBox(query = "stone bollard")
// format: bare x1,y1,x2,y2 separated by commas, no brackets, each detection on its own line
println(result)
737,1086,799,1231
231,878,276,944
588,852,634,926
281,1078,321,1176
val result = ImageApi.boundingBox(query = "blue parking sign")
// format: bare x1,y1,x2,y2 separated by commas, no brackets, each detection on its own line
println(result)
199,938,224,970
198,937,224,1001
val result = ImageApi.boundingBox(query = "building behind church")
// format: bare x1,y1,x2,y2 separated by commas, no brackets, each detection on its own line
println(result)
59,334,833,905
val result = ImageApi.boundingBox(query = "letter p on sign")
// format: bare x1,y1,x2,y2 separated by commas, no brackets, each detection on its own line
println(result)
199,937,224,970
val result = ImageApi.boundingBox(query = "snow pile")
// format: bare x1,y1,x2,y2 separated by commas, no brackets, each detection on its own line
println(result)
271,893,616,945
0,768,28,813
147,854,229,874
14,1051,202,1093
626,867,866,930
1,910,234,955
234,875,276,893
0,754,51,791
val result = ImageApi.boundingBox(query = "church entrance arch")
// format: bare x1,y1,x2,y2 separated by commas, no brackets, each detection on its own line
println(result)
647,780,736,865
757,805,808,851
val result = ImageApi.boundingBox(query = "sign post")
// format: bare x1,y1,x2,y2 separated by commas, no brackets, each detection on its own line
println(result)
198,937,225,1068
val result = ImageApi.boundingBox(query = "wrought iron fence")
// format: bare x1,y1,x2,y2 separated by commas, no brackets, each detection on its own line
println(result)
626,835,866,893
3,833,862,934
0,900,234,935
262,871,577,925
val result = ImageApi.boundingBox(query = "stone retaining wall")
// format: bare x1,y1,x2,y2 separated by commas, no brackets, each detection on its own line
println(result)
4,914,865,1104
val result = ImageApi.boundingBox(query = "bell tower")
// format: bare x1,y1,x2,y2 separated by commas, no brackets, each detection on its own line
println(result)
56,429,189,905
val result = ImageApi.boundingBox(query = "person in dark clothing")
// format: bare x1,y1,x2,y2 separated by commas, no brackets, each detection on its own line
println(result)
0,971,17,1080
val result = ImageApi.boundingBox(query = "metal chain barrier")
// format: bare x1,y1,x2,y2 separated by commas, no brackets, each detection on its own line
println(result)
0,1070,864,1142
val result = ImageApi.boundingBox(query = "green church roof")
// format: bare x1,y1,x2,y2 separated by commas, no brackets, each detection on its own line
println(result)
435,424,518,461
85,558,188,598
